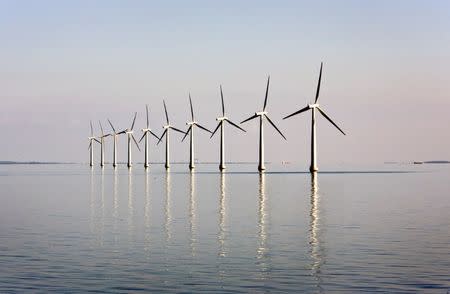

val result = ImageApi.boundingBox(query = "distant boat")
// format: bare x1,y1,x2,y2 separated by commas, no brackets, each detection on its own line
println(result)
413,161,424,164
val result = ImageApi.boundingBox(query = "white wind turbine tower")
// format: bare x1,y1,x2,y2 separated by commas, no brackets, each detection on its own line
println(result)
139,105,160,168
157,100,186,169
123,112,141,168
98,121,111,167
283,62,346,173
240,76,287,171
182,94,212,170
107,119,127,168
210,85,246,171
88,121,100,167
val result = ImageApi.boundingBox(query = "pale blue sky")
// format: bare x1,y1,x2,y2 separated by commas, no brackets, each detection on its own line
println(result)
1,1,450,166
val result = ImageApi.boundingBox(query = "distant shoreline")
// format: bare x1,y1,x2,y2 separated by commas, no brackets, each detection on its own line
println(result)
0,161,76,165
0,161,257,165
1,160,449,165
384,160,450,164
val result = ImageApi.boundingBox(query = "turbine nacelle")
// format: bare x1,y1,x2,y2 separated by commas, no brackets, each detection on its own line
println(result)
163,125,170,129
308,103,320,109
216,116,228,122
88,136,96,140
186,121,197,126
125,130,133,134
141,128,152,132
256,111,268,116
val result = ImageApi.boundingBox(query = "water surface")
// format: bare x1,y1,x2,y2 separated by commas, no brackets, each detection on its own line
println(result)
1,164,449,292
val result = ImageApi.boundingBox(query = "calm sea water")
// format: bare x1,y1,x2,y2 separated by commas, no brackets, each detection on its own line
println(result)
0,163,449,293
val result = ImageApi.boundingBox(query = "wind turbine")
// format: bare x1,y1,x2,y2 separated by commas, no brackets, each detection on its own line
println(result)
107,119,126,168
283,62,346,172
124,112,141,168
98,121,111,167
157,100,186,169
88,121,100,167
210,85,246,171
182,94,212,170
139,105,160,168
240,76,286,171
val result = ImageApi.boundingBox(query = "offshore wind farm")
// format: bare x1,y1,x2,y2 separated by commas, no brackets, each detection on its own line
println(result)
87,67,335,172
1,1,450,293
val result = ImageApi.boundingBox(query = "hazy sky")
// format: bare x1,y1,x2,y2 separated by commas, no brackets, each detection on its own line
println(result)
1,0,449,167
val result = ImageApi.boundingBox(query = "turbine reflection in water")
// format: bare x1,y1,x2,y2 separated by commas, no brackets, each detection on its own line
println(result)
257,172,271,280
218,172,227,258
144,170,151,252
128,170,136,244
217,172,228,284
309,172,324,291
113,169,119,246
164,170,172,244
189,171,197,257
89,169,107,247
89,168,95,235
100,168,105,246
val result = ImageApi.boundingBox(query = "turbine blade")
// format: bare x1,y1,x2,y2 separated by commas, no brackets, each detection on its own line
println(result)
98,121,104,136
317,107,346,135
283,105,311,120
118,130,127,135
220,85,225,116
226,119,246,132
170,126,186,134
88,141,92,150
132,134,141,151
189,94,194,121
315,62,323,103
108,119,116,133
157,129,167,145
102,134,111,138
94,138,101,144
146,104,149,128
181,126,192,142
210,123,221,138
150,131,160,140
263,75,270,111
90,121,93,136
240,113,258,124
265,115,287,140
131,112,137,130
163,100,169,124
138,132,146,143
196,123,212,134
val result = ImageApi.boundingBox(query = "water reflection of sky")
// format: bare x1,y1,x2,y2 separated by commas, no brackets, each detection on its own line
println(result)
1,164,449,292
